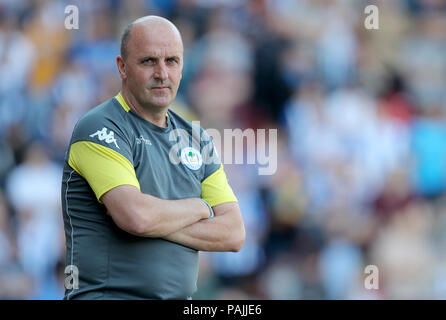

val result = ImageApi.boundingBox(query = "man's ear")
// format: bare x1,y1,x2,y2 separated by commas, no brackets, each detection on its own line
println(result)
117,56,127,80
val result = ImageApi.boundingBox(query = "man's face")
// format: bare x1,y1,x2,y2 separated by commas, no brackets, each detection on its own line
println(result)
122,23,183,110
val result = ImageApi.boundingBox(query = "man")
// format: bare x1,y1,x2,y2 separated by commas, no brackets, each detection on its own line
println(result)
61,16,245,300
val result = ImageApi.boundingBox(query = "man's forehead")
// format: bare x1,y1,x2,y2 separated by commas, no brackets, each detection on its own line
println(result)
135,46,183,58
132,39,182,56
129,23,183,57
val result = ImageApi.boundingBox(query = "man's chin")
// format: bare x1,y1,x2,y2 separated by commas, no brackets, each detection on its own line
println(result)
144,98,172,109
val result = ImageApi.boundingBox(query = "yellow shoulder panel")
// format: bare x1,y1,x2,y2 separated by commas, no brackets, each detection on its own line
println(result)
115,92,131,112
68,141,140,202
201,164,238,207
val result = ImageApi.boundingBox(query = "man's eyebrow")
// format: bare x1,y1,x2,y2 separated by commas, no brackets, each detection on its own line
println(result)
138,55,181,61
139,55,157,61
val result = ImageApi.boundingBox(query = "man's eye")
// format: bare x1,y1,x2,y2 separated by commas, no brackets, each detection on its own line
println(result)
142,58,154,64
167,58,177,64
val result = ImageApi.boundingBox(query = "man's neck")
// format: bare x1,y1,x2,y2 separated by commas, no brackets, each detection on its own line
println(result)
121,89,168,128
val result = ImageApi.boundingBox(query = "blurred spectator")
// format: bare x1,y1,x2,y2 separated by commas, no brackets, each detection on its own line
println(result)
318,209,364,299
370,200,436,299
0,191,13,268
0,190,33,299
0,10,35,137
399,14,446,108
372,168,416,221
411,107,446,199
258,253,302,299
24,0,69,92
0,142,15,186
0,10,35,95
315,1,358,90
5,141,63,299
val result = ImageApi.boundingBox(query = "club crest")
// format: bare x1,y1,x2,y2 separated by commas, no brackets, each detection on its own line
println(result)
180,147,203,171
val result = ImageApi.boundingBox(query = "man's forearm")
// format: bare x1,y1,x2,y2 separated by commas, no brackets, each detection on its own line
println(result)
163,203,245,252
137,196,211,237
102,185,211,238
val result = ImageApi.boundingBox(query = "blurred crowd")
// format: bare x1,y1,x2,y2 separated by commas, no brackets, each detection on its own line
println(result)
1,0,446,299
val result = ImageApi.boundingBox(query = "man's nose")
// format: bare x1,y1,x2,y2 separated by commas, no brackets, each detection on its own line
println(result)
154,62,168,81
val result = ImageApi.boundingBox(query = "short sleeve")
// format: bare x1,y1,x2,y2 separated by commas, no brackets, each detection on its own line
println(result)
201,164,238,207
67,113,140,202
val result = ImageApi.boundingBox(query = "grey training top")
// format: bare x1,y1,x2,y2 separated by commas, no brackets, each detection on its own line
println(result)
61,94,236,299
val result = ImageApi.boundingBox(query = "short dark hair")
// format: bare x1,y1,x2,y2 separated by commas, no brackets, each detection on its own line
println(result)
120,22,134,61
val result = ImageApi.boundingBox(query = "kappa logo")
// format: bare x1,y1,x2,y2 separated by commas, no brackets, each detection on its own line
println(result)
90,127,120,149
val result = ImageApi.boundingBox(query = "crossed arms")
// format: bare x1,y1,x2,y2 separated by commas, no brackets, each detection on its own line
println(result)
101,185,245,252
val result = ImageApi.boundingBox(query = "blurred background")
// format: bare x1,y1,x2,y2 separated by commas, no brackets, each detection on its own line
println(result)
1,0,446,299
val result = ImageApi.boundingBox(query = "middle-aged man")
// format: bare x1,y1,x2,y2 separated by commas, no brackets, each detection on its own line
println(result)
61,15,245,300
